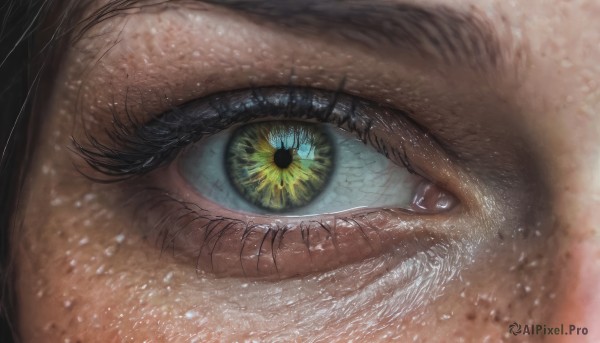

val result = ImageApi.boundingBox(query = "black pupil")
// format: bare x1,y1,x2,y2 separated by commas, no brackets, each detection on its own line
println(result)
274,147,293,169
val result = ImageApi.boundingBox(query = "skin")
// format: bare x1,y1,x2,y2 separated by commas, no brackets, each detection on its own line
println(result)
14,0,600,342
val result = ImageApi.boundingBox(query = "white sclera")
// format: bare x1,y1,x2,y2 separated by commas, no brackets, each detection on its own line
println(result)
180,124,422,216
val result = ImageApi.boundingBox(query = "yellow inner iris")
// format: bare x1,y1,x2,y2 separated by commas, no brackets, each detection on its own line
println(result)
227,122,334,211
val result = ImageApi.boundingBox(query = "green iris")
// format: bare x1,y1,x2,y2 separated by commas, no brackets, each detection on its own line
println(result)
226,121,334,211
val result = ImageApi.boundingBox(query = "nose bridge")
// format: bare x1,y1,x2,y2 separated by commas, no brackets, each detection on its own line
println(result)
521,6,600,334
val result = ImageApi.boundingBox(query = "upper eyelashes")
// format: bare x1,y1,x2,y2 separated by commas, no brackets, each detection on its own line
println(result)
73,86,407,181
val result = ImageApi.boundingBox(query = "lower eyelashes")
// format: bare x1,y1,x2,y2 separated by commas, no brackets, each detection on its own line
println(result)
138,190,442,279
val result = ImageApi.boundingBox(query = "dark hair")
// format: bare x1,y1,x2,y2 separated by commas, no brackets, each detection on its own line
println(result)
0,0,77,340
0,2,169,339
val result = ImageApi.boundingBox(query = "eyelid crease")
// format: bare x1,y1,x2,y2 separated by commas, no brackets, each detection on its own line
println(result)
72,85,422,182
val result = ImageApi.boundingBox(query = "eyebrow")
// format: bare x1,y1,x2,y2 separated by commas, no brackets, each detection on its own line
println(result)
77,0,504,70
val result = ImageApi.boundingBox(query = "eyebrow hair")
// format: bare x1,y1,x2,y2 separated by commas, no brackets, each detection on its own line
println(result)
207,0,503,69
77,0,505,70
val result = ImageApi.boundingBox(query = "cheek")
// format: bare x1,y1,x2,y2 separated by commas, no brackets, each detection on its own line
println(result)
14,174,218,341
15,198,545,343
17,202,229,342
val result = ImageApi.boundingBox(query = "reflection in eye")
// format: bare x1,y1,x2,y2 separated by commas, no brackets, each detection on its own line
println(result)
180,120,423,215
76,86,458,278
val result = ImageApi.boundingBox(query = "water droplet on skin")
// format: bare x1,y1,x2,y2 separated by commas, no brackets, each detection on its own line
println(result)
114,234,126,244
561,59,573,68
83,193,97,202
78,237,89,246
96,265,105,274
104,246,116,257
185,310,199,319
163,272,174,284
50,197,64,206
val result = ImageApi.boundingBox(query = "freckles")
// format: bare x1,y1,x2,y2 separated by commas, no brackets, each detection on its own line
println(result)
21,158,234,340
21,206,202,341
14,4,577,341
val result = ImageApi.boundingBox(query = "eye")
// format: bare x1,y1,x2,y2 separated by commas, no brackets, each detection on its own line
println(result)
225,121,334,213
76,86,459,279
179,120,424,215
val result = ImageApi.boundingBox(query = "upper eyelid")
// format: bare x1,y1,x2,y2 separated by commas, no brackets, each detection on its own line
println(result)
73,86,386,180
66,0,523,160
71,85,480,209
65,3,499,213
71,83,490,224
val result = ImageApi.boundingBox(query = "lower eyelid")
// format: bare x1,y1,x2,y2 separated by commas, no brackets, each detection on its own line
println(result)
137,186,446,279
130,163,458,279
